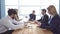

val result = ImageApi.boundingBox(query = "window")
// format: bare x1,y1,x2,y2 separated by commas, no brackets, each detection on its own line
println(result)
5,0,59,20
5,0,18,16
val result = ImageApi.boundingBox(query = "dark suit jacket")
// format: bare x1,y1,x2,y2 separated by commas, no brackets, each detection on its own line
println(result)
29,14,36,21
38,14,49,28
45,14,60,34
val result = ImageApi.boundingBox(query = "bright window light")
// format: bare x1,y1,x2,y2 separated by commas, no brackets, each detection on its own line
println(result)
5,0,59,20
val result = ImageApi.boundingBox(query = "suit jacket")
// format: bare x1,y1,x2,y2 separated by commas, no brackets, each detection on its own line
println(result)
38,14,49,28
45,14,60,34
29,14,36,21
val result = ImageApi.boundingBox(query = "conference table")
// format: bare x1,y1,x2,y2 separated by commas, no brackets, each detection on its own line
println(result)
12,21,53,34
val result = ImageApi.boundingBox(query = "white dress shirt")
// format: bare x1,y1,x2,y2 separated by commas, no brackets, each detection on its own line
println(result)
0,16,24,33
48,15,54,24
41,15,44,20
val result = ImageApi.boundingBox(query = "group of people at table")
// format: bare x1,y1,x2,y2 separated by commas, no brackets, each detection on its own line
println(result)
0,5,60,34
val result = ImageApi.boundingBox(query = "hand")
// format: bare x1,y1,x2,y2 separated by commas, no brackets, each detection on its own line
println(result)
37,22,41,27
34,20,39,24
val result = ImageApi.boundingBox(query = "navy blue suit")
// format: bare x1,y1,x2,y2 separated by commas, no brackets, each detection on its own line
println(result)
38,14,49,29
29,14,36,21
45,14,60,34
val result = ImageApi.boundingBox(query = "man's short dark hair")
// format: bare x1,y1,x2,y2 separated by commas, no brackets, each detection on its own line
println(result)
42,9,46,12
8,9,17,16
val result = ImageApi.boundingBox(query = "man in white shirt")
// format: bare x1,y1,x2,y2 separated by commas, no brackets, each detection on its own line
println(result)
0,9,24,34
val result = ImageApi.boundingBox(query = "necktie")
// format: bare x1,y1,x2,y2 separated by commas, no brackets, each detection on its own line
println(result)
48,16,52,24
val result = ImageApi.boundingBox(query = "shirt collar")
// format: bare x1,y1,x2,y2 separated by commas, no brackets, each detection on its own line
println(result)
50,15,54,19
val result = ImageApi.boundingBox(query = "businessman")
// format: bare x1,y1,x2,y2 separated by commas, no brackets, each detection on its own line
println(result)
29,10,36,21
0,9,24,34
37,9,49,29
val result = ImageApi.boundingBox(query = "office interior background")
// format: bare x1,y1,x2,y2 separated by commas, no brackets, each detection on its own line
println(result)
0,0,60,20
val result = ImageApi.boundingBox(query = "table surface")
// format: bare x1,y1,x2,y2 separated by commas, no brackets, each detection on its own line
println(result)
12,23,53,34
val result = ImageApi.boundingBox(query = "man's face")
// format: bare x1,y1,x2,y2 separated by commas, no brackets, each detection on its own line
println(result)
32,11,35,14
11,14,16,19
42,11,46,15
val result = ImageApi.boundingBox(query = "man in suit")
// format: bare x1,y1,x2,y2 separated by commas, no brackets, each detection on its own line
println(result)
44,5,60,34
37,9,49,29
29,10,36,21
0,9,24,34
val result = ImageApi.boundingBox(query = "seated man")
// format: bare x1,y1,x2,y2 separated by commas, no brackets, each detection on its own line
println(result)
36,9,49,29
29,10,36,21
0,9,24,34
